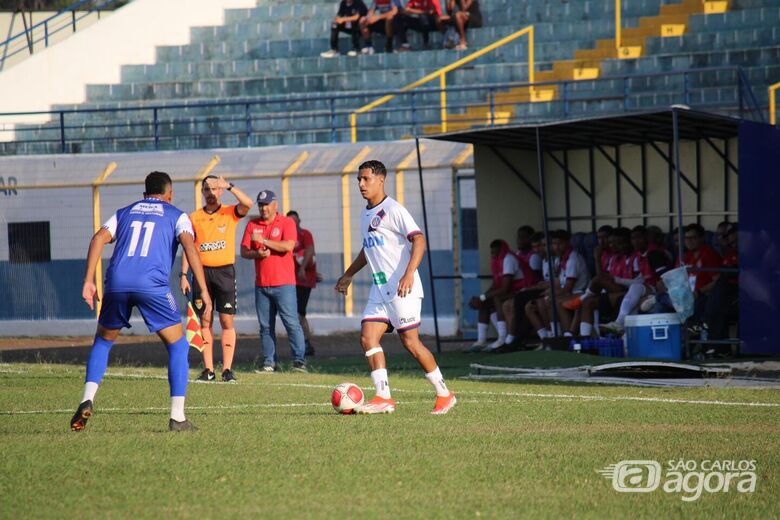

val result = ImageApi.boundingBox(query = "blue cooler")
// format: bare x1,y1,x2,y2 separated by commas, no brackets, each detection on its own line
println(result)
624,313,682,360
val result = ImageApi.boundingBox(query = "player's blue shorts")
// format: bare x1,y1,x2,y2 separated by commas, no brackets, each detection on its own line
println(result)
99,290,181,333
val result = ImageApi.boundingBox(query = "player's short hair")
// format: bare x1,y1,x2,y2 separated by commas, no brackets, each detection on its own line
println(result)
201,175,219,188
685,223,705,237
286,210,300,219
551,229,570,241
530,232,545,243
359,160,387,177
489,239,504,249
611,227,632,242
631,225,647,235
517,225,535,235
597,224,614,234
145,171,172,196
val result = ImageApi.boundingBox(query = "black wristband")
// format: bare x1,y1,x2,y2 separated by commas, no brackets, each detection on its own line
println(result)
227,183,234,191
179,272,188,277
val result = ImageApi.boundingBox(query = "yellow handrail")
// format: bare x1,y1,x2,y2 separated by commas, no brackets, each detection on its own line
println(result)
350,25,535,143
770,81,780,126
615,0,622,49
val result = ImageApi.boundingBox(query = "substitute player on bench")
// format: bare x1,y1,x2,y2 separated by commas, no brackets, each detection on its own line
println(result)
72,171,212,432
180,175,253,383
335,160,456,415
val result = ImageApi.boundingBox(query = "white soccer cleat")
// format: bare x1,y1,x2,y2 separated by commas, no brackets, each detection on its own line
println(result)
464,340,488,353
600,321,625,334
320,49,339,58
356,396,396,414
481,338,506,352
347,49,358,57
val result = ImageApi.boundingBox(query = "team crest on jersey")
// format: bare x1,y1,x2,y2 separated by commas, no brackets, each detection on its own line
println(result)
217,224,227,234
368,209,386,232
271,227,281,238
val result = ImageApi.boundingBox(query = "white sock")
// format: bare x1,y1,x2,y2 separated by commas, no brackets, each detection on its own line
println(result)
477,323,488,343
371,368,391,399
170,396,186,422
581,289,594,301
425,367,450,397
617,284,644,325
580,322,593,337
505,334,515,344
550,322,561,336
81,382,99,403
537,328,549,339
489,312,498,330
496,321,507,341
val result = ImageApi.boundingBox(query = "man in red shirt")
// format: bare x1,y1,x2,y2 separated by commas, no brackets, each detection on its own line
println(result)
240,190,307,372
287,210,318,357
393,0,442,50
703,224,738,341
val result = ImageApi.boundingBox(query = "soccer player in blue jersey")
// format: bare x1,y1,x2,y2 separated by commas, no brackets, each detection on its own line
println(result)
70,171,212,432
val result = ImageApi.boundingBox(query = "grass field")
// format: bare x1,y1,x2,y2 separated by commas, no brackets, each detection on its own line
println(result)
1,351,778,518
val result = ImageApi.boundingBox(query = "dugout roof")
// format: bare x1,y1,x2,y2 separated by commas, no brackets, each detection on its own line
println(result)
427,108,741,150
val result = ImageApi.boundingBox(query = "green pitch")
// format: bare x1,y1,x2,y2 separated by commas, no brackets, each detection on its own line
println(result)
0,354,778,518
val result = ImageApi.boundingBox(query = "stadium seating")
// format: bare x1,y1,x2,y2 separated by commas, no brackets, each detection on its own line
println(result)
2,0,780,154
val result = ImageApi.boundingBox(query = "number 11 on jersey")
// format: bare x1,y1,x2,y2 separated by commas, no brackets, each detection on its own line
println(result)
127,221,155,257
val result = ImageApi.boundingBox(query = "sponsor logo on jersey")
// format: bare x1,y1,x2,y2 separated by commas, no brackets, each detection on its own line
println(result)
130,202,164,216
363,236,385,249
200,240,227,252
372,272,388,285
368,209,387,232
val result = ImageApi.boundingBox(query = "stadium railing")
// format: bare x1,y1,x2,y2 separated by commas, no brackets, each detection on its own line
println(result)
0,0,125,72
0,66,765,155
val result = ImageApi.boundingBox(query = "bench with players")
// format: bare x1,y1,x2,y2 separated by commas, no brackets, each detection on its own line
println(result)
466,222,739,356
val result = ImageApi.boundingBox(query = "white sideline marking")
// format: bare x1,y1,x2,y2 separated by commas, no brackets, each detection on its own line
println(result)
3,369,779,411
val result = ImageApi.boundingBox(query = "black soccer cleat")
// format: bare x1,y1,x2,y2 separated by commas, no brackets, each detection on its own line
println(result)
70,400,93,431
221,369,237,383
196,369,215,382
169,418,197,432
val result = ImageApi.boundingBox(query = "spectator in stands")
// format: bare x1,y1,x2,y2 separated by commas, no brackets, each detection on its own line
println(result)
703,223,738,342
546,229,590,337
593,224,614,276
444,0,482,51
240,191,307,373
287,210,318,357
321,0,369,58
360,0,403,54
393,0,442,51
466,239,527,352
567,227,635,338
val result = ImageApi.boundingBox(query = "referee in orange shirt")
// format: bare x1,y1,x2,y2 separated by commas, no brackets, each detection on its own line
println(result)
180,175,253,383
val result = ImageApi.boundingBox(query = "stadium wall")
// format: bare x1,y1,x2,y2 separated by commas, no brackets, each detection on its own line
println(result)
0,0,257,134
0,139,469,336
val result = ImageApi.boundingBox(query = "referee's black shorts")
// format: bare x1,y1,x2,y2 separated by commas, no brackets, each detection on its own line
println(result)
193,265,237,316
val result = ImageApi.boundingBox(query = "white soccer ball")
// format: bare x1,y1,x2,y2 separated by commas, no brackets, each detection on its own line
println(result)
331,382,364,414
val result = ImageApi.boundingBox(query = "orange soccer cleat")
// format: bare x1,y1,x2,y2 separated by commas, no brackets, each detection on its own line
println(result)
431,392,457,415
356,396,396,414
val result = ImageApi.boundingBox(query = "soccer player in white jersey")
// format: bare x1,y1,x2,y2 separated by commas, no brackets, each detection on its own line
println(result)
335,160,456,414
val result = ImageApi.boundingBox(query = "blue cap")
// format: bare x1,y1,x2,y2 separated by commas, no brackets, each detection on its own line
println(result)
256,190,277,205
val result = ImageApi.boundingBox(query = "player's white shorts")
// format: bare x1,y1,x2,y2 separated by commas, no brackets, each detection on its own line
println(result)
361,297,422,332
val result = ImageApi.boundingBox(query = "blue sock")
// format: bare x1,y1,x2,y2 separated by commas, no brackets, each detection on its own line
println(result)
85,335,114,384
166,336,189,397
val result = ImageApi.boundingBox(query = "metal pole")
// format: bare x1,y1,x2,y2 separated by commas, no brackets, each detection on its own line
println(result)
536,128,559,336
59,111,66,153
415,137,441,353
673,110,685,266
